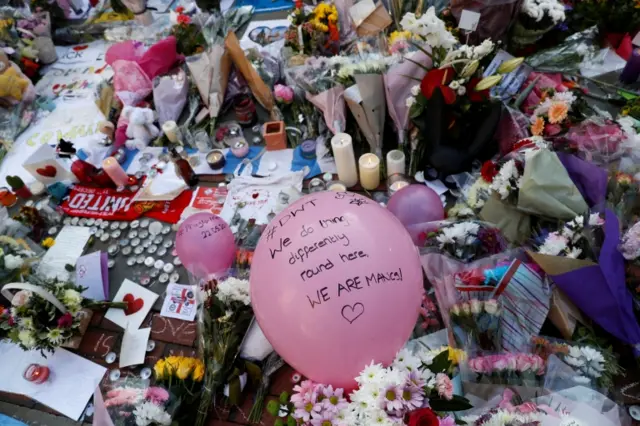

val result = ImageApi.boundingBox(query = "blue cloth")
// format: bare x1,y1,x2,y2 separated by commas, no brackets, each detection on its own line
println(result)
0,414,27,426
292,144,322,178
223,146,264,175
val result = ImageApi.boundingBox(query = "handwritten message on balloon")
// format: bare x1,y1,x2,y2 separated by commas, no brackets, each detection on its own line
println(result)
250,191,423,387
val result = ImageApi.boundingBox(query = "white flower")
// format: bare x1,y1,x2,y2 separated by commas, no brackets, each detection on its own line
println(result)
457,86,466,96
538,233,568,256
572,375,591,384
588,213,604,226
356,361,387,385
63,289,83,308
19,317,34,330
449,80,460,90
11,290,32,307
580,346,605,366
566,247,582,259
405,96,416,108
18,330,36,349
47,328,65,344
484,299,499,315
216,277,250,305
392,348,421,373
470,299,483,314
399,12,419,32
564,355,584,368
410,85,420,96
472,39,494,60
133,401,172,426
4,254,24,270
553,91,576,105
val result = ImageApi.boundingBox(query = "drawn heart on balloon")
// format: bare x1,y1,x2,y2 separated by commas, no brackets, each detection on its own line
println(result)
36,165,57,178
123,293,144,316
252,192,259,199
248,26,288,47
341,303,365,324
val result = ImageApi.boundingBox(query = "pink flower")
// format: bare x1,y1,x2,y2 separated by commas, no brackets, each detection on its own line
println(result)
104,388,143,407
468,357,485,373
11,290,32,307
310,410,339,426
321,385,348,413
517,402,539,414
531,355,546,375
435,373,453,400
145,387,169,405
505,354,517,371
57,312,73,328
274,84,294,104
493,355,508,372
516,354,535,372
291,380,316,405
439,415,456,426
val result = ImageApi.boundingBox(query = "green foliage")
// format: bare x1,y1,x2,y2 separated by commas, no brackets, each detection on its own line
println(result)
279,392,290,404
267,400,280,417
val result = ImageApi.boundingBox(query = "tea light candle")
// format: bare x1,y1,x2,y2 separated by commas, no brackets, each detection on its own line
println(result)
387,173,410,196
23,364,50,384
358,153,380,190
327,180,347,192
231,140,249,158
29,181,46,196
206,150,226,169
102,156,130,187
330,133,358,188
308,178,326,192
162,121,180,143
386,150,406,176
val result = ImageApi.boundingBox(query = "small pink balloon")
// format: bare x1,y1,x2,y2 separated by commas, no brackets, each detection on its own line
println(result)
387,184,444,243
251,191,423,388
175,212,235,278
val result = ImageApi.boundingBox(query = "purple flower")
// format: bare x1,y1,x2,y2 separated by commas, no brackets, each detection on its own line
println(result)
293,391,322,423
439,415,456,426
407,370,426,389
310,410,339,426
400,384,424,410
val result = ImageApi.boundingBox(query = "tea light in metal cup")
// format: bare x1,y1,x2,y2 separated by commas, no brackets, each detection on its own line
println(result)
109,369,121,381
231,140,249,158
308,178,326,193
105,352,117,364
23,364,50,384
206,149,226,170
327,180,347,192
140,367,153,380
387,173,410,196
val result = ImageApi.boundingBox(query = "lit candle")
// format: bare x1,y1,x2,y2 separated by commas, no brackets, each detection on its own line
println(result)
327,180,347,191
330,133,358,188
162,121,180,143
621,48,640,84
102,156,130,187
358,153,380,190
387,173,410,196
206,149,226,169
386,150,406,176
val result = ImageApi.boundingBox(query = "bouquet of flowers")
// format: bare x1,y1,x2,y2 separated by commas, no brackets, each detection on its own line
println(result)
421,220,508,263
284,2,339,57
98,379,177,426
170,7,206,56
194,277,253,426
0,235,36,286
407,36,514,179
530,210,640,358
528,89,582,138
449,299,502,353
154,355,205,400
565,117,634,165
0,277,127,354
283,347,471,426
570,0,640,35
510,0,566,49
466,353,546,386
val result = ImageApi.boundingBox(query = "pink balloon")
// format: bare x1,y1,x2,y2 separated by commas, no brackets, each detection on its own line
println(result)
387,184,445,244
175,212,235,278
250,191,423,388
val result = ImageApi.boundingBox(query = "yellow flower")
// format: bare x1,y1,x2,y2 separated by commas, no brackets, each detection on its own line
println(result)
531,116,545,136
547,101,569,124
192,360,205,382
389,30,411,45
447,347,466,365
176,357,196,380
164,356,182,376
41,237,55,248
154,359,166,380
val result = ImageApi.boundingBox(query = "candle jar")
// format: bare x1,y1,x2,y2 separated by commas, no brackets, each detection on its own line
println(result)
23,364,50,384
358,153,381,190
234,95,257,127
231,140,250,158
193,130,212,153
300,139,317,160
308,178,326,192
0,187,17,207
206,149,226,169
327,180,347,192
387,173,410,196
386,150,406,176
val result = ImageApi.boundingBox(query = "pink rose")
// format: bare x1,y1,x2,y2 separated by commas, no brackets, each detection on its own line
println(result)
435,373,453,400
468,357,485,373
531,355,545,375
493,355,508,372
274,84,294,104
505,354,517,371
515,354,533,372
544,123,562,136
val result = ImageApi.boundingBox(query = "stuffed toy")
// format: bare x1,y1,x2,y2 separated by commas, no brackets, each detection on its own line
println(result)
0,66,29,102
122,106,160,150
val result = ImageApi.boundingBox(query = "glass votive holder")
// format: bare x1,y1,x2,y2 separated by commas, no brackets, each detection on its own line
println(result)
387,173,410,196
23,364,50,384
327,180,347,192
308,178,326,193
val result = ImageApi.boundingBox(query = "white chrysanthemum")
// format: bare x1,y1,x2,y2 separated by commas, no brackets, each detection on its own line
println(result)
566,247,582,259
564,355,584,368
384,368,408,387
410,85,420,96
216,277,250,305
553,91,576,105
47,328,65,344
19,317,34,330
580,346,605,365
18,330,36,349
572,375,591,384
472,39,494,60
392,348,421,373
538,234,568,256
457,86,466,96
4,254,24,270
420,367,436,386
63,289,83,308
133,401,171,426
356,361,387,386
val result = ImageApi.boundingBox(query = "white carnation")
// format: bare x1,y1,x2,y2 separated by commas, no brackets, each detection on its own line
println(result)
4,254,24,270
410,85,420,96
216,277,251,305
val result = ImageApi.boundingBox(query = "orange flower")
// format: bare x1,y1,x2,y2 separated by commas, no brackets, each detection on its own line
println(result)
548,101,569,124
531,116,545,136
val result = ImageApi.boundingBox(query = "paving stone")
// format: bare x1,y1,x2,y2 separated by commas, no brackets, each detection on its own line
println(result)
77,328,119,359
228,394,280,426
268,365,296,397
150,314,197,346
144,340,166,367
0,392,35,408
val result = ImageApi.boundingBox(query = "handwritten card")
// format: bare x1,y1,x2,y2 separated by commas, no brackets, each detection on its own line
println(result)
38,226,91,280
160,283,197,321
76,251,109,301
104,279,158,330
0,342,106,420
119,327,151,368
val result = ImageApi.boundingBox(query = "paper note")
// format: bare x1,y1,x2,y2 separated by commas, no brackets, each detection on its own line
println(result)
161,283,197,321
119,327,151,368
0,342,106,421
349,0,376,27
38,226,91,280
76,251,108,301
458,10,481,31
104,279,158,330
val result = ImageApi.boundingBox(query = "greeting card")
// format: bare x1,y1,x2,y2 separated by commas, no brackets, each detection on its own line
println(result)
22,144,74,184
104,279,158,330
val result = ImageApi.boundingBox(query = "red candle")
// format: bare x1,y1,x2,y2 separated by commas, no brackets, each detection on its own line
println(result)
23,364,50,384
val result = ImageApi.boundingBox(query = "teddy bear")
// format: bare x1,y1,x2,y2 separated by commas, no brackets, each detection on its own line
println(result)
122,106,160,150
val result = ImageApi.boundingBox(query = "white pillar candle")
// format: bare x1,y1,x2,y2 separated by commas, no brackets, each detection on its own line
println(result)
330,133,358,188
386,150,405,176
358,153,380,190
162,121,179,143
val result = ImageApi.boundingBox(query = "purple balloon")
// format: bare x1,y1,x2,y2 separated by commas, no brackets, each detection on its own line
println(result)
387,184,444,244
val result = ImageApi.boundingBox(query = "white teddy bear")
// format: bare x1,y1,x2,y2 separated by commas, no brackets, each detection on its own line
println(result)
123,106,160,150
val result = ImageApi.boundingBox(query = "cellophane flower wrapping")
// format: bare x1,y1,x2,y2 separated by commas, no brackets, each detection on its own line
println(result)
525,26,599,73
565,118,630,166
462,352,545,387
496,106,531,155
153,67,188,126
94,378,179,426
450,0,522,44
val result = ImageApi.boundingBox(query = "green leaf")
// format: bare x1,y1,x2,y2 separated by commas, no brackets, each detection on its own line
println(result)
430,349,453,374
274,420,284,426
408,41,433,60
429,395,473,412
619,90,639,101
513,75,540,109
245,361,262,384
267,400,280,416
287,416,297,426
279,391,290,404
409,103,424,119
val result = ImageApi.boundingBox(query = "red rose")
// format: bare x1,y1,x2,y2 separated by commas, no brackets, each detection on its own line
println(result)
175,6,184,12
177,14,191,25
406,408,440,426
57,312,74,328
420,68,456,105
480,160,498,182
456,269,485,286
